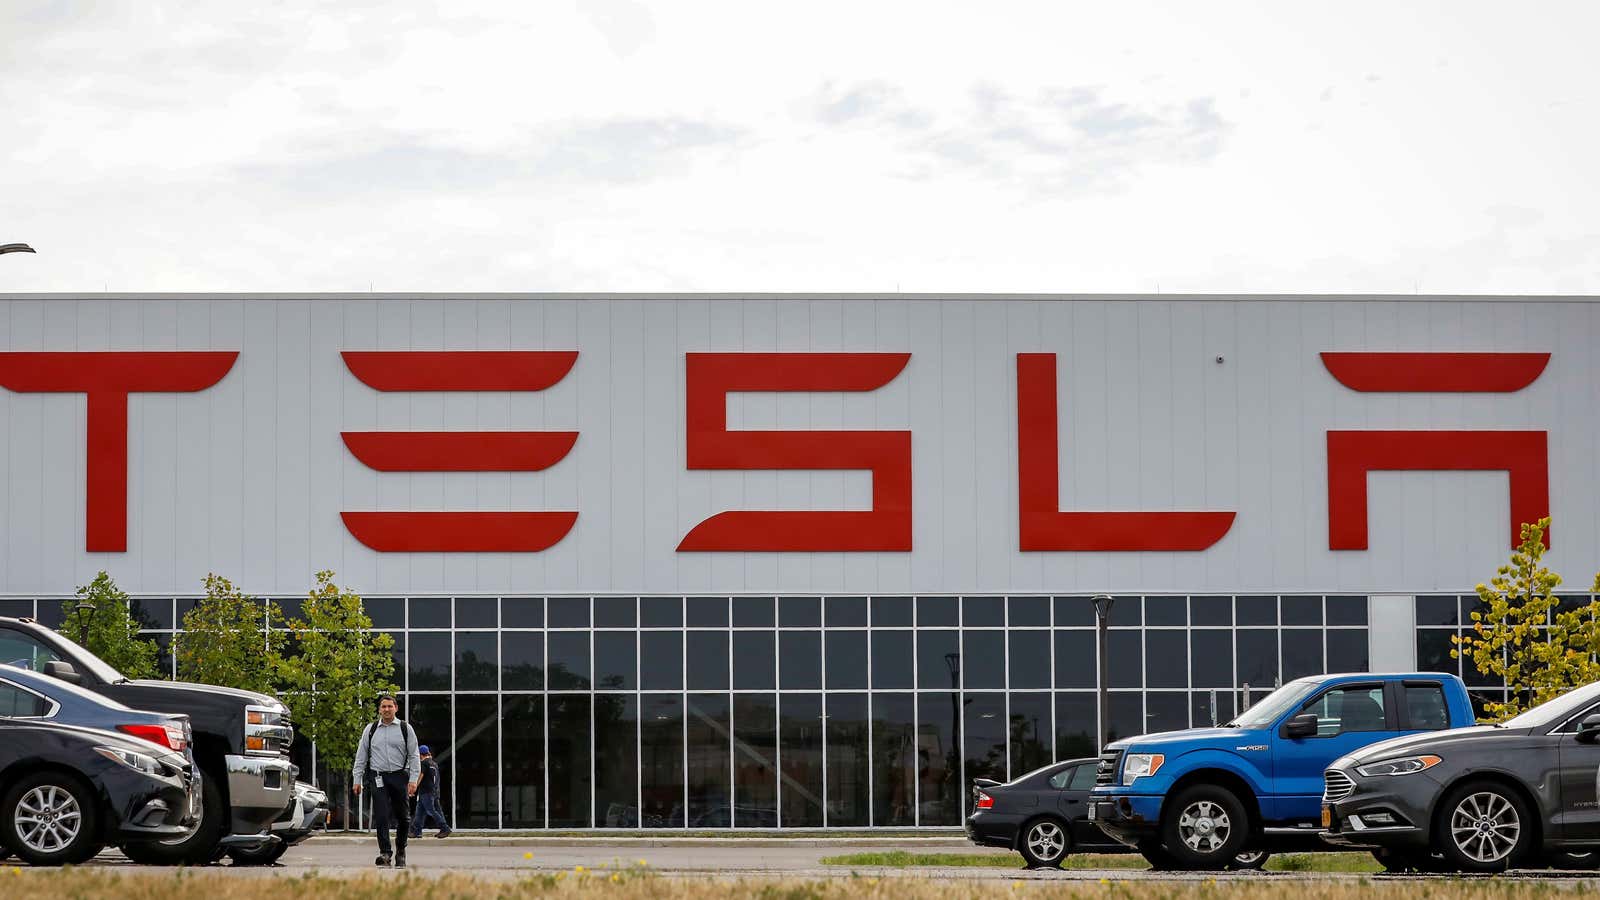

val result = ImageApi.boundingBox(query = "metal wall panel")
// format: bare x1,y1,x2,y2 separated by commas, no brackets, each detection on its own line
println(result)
0,295,1594,597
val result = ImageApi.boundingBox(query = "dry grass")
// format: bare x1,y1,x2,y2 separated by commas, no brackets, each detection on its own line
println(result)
4,868,1600,900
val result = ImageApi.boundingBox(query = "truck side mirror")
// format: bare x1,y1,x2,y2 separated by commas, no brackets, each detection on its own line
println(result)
1284,713,1319,739
1576,714,1600,744
43,660,81,684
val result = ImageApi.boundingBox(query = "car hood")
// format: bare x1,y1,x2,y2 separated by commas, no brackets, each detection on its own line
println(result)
1110,727,1266,751
1333,725,1509,767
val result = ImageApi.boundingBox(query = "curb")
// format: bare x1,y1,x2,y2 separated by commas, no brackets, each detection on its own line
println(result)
305,836,983,848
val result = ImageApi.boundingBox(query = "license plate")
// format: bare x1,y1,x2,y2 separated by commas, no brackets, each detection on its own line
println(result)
1321,806,1331,828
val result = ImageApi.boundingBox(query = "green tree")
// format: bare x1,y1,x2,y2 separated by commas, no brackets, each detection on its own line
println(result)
275,571,397,822
1453,517,1600,720
58,571,160,680
175,573,283,693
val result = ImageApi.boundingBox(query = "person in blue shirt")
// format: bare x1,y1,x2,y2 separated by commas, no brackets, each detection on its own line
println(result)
409,744,452,838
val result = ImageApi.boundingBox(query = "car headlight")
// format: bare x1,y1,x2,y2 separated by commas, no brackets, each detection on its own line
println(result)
95,745,163,775
1356,755,1441,777
1122,753,1166,785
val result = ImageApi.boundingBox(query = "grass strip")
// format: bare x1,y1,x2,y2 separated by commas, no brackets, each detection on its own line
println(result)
819,851,1383,873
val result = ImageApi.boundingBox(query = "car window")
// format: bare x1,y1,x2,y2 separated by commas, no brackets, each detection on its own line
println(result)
1047,766,1074,790
1551,701,1600,735
0,633,62,672
0,683,51,718
1405,684,1450,730
1301,685,1387,735
1068,764,1097,791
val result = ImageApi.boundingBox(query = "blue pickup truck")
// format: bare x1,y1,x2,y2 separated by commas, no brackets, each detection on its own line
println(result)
1088,672,1475,870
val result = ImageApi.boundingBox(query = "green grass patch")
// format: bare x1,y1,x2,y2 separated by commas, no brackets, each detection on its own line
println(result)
820,851,1382,873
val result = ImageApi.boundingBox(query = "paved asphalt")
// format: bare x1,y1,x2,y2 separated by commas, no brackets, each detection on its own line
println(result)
41,837,1600,884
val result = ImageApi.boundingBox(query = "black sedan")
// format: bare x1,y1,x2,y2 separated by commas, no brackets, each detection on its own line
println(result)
1324,680,1600,872
0,718,197,865
966,758,1132,867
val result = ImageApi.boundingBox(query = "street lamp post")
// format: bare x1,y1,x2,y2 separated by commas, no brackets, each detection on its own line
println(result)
74,599,97,648
0,244,37,255
1091,594,1116,752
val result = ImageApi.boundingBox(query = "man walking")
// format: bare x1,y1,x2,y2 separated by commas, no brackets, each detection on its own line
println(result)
351,694,421,868
409,745,452,838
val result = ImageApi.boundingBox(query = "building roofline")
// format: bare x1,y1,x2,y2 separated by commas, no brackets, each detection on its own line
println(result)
1,292,1598,303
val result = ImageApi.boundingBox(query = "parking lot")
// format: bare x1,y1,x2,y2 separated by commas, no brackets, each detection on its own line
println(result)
29,837,1600,885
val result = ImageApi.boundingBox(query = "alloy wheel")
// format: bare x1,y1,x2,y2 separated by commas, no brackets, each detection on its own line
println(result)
1177,799,1232,853
1449,791,1521,864
15,785,82,854
1027,821,1066,861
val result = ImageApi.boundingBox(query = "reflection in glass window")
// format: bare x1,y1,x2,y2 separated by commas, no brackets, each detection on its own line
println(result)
1008,630,1050,690
1281,630,1324,681
408,632,451,691
455,631,498,691
1326,595,1369,626
1053,630,1094,689
917,630,960,690
1415,629,1457,675
825,596,867,627
1106,692,1143,744
778,596,820,628
501,696,543,827
826,692,869,825
1235,629,1278,688
595,694,638,827
918,691,961,824
547,632,590,690
455,597,497,628
963,692,1007,808
640,596,681,628
594,631,636,690
779,631,821,690
409,597,450,628
407,695,452,820
732,596,775,628
733,694,778,827
871,693,915,826
548,695,592,827
779,693,824,826
1143,596,1185,627
1280,595,1322,626
365,597,406,629
686,631,729,691
1190,595,1232,627
594,597,635,628
963,596,1004,627
1406,684,1451,730
454,695,499,827
1009,692,1051,777
548,597,590,628
916,595,958,627
733,631,776,691
825,631,867,690
639,631,683,691
640,695,684,827
687,693,731,826
870,630,913,690
1055,693,1096,760
871,596,913,627
501,631,543,691
501,597,543,628
962,631,1005,690
1327,629,1369,673
1144,630,1188,689
686,597,728,627
1008,596,1050,627
1146,691,1189,733
1108,630,1142,689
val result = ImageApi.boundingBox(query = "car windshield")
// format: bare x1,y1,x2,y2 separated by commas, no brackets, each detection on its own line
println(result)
1500,681,1600,731
49,633,129,685
1224,679,1320,729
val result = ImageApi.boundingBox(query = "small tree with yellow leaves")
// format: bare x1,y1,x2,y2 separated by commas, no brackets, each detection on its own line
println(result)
1453,517,1600,720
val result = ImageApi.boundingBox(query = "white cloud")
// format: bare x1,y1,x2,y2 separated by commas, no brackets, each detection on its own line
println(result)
1,1,1597,293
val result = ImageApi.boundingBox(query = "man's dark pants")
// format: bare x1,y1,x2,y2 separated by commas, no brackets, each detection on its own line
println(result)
371,770,411,856
411,792,447,836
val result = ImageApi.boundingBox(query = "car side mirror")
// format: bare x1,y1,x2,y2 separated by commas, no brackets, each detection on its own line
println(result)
43,660,81,684
1576,714,1600,744
1284,713,1319,739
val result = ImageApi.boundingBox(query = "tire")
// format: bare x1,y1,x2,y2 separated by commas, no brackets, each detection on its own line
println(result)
1159,784,1251,870
0,771,103,867
1228,849,1270,870
227,840,289,866
1139,842,1182,870
1016,817,1072,868
121,768,225,866
1433,780,1533,873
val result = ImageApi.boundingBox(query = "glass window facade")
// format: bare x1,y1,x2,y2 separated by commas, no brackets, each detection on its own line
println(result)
63,593,1379,828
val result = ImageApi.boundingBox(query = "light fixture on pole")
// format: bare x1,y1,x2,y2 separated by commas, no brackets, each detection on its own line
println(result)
0,243,37,255
74,599,97,647
1091,594,1116,752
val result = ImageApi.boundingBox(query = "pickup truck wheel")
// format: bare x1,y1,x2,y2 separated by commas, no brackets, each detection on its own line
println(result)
1,772,103,866
121,769,226,866
1138,842,1181,870
1435,781,1532,873
1159,785,1251,870
1545,850,1600,870
1016,817,1071,868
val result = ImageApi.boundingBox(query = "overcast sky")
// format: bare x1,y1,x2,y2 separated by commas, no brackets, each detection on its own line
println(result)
2,1,1597,294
